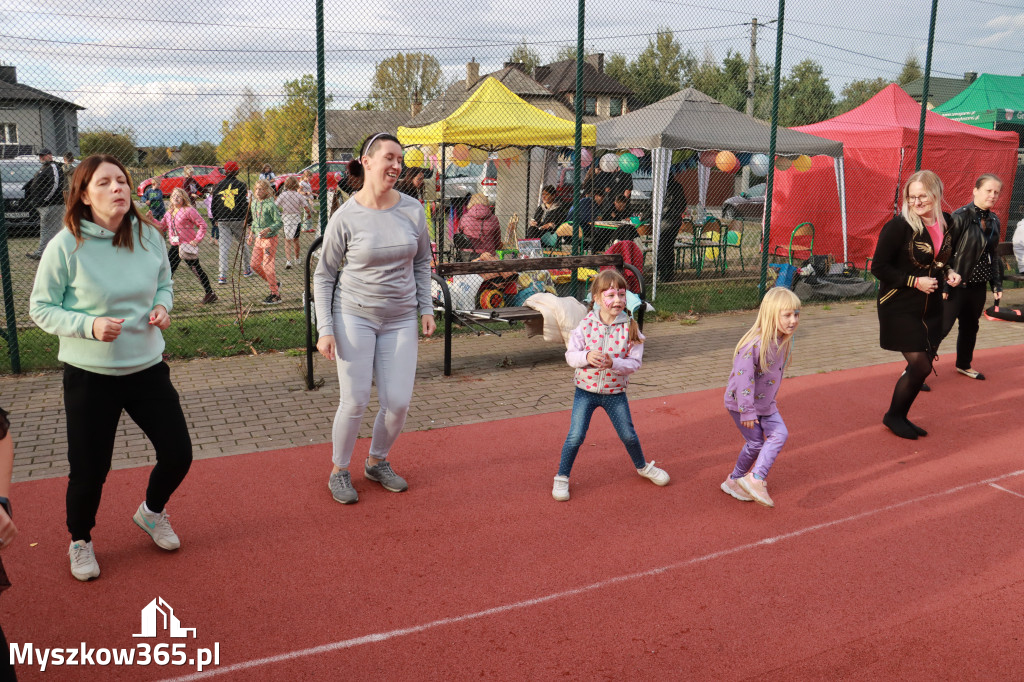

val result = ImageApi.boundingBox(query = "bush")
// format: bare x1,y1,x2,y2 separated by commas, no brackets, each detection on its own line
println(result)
80,129,137,166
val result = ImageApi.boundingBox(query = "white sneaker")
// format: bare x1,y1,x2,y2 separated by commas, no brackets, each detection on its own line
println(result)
637,461,670,486
552,475,570,501
285,261,293,269
133,502,181,550
69,540,100,581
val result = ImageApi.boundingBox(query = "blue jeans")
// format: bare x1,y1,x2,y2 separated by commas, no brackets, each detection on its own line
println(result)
558,387,646,476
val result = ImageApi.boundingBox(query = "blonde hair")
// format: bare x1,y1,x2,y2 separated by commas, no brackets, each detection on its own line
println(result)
284,176,300,191
183,165,194,176
901,170,945,237
254,179,273,198
168,187,191,211
588,269,642,345
467,193,490,209
734,286,801,372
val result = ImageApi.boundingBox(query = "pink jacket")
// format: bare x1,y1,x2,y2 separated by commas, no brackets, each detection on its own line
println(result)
460,203,501,254
161,206,207,245
566,310,644,395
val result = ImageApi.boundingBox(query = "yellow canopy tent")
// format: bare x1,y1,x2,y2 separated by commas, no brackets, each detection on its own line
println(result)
398,77,595,260
397,77,596,149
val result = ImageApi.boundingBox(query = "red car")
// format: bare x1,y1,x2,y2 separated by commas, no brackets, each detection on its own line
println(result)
272,161,349,196
136,165,225,197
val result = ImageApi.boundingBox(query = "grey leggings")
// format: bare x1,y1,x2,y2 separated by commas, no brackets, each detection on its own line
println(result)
217,220,251,278
331,313,419,468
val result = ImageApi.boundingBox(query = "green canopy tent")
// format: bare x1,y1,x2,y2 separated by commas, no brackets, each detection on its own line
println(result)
933,73,1024,134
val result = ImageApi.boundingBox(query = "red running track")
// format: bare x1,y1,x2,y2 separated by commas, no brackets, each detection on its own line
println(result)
3,346,1024,680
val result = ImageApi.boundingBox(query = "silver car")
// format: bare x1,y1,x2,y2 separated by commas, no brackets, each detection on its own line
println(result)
1,159,41,237
443,160,497,204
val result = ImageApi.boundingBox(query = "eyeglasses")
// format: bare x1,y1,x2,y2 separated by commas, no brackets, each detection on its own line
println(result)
908,195,932,205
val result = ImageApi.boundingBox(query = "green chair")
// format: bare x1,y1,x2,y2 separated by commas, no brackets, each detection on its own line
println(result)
772,222,815,265
722,219,745,272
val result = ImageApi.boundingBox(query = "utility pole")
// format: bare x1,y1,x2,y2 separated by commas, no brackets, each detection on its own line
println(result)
741,18,759,193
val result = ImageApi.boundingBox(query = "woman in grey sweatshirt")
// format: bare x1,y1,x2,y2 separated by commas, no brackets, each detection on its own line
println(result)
313,133,435,505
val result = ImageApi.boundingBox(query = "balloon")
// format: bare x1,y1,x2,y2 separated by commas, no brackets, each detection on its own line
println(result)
699,150,719,168
452,144,470,162
775,156,793,171
497,147,521,160
630,148,645,158
468,147,488,163
793,154,813,172
618,152,640,174
600,153,619,172
715,151,739,173
749,153,770,176
580,149,593,168
454,157,470,167
404,148,424,168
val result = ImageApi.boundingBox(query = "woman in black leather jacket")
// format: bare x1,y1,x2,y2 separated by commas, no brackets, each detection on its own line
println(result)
940,174,1003,380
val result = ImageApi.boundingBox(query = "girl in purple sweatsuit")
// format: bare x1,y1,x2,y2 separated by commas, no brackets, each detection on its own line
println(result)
721,286,801,508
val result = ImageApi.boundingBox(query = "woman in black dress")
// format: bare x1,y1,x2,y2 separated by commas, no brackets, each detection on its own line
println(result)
940,174,1003,380
871,170,962,440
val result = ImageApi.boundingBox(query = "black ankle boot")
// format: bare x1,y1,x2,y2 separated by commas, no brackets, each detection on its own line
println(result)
883,412,919,440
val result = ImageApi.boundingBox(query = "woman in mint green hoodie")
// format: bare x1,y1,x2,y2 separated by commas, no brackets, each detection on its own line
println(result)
29,155,193,583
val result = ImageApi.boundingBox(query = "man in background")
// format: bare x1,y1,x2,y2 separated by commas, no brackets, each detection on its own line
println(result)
23,148,66,260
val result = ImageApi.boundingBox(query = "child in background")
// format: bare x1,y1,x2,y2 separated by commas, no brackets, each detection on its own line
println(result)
163,188,217,304
720,286,801,508
140,179,166,222
205,192,217,243
552,270,668,501
276,176,310,269
247,180,283,304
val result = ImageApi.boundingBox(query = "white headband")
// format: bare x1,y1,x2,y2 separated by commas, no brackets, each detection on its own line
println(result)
361,133,389,158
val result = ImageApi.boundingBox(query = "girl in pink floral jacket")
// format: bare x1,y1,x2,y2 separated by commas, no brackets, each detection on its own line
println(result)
162,188,216,304
552,270,669,501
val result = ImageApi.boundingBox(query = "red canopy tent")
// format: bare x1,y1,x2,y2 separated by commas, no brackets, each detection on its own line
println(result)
770,84,1019,266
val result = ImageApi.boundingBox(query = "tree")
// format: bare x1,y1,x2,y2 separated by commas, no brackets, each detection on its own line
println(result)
778,59,835,127
897,55,923,85
351,101,376,111
80,128,136,166
368,53,444,113
837,77,889,114
180,141,218,166
509,40,541,76
605,28,690,107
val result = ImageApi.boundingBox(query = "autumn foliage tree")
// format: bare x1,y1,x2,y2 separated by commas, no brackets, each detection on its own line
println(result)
368,53,443,113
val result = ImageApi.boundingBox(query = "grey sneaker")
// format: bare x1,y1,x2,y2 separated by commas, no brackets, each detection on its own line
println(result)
133,502,181,550
364,459,408,492
328,470,358,504
69,540,100,581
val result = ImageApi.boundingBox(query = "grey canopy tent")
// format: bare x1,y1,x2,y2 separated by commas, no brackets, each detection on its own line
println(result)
595,88,846,297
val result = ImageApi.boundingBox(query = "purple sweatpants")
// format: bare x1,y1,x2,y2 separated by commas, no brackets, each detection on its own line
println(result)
727,410,788,480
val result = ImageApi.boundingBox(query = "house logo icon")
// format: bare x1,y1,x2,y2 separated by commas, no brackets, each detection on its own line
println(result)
133,597,197,638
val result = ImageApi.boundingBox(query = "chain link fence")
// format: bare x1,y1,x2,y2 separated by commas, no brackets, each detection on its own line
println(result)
1,0,1021,373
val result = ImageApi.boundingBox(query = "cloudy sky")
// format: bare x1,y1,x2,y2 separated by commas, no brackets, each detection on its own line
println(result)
1,0,1020,146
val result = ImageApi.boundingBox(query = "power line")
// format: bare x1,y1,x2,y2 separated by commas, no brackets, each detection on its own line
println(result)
784,32,962,78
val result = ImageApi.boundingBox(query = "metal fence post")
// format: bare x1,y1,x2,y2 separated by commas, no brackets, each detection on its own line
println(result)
316,0,329,236
758,0,786,300
0,182,21,374
915,0,939,171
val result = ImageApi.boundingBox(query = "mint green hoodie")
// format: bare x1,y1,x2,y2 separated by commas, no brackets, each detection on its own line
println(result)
29,218,173,376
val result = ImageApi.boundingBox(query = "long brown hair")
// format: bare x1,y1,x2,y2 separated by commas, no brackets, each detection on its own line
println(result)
64,154,156,250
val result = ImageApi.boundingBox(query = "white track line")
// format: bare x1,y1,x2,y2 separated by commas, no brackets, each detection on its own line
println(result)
163,468,1024,681
990,483,1024,500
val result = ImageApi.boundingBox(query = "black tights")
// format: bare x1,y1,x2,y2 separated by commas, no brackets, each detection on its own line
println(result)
888,351,933,418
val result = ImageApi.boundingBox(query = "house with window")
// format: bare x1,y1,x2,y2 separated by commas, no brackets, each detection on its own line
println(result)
311,110,410,164
0,64,82,159
533,55,633,123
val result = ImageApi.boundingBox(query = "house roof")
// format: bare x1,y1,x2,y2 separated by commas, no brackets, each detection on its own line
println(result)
534,59,632,97
405,66,573,127
902,76,973,108
319,110,410,150
0,78,83,110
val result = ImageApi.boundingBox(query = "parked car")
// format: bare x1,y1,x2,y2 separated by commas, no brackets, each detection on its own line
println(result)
722,182,766,220
1,158,42,237
442,159,497,205
273,160,349,196
136,165,225,197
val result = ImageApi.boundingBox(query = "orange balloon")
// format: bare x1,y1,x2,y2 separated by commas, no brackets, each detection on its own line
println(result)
716,151,739,173
452,144,470,162
793,155,813,172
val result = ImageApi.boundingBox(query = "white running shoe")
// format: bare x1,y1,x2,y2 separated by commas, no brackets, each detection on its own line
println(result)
637,461,670,486
69,540,100,581
133,503,181,550
552,475,570,501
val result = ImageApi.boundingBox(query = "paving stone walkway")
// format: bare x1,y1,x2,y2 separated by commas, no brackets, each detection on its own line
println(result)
3,291,1022,482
